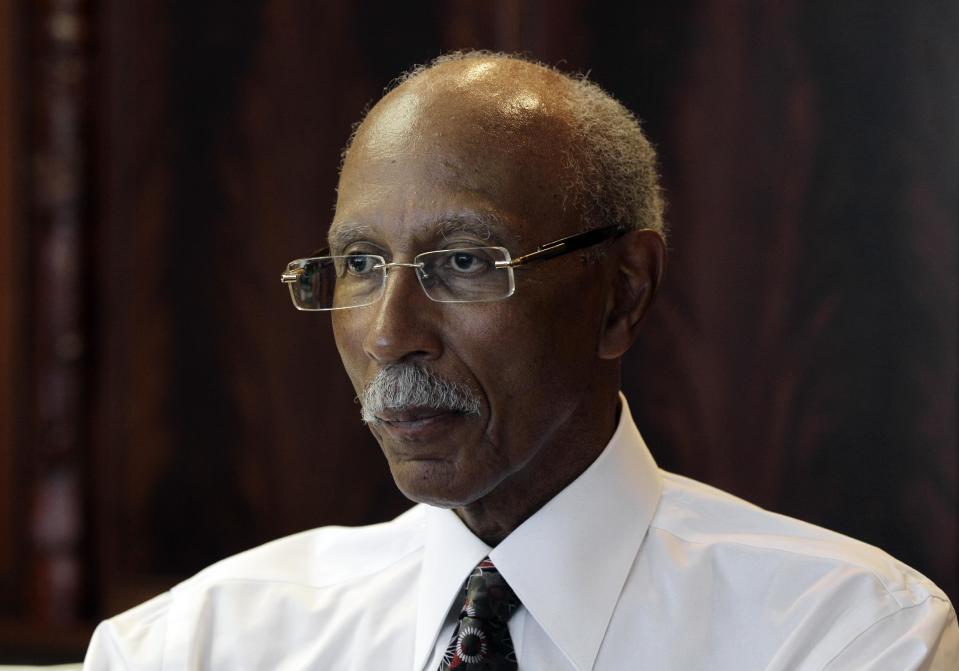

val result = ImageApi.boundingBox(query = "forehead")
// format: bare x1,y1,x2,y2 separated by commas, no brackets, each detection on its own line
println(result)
332,59,579,250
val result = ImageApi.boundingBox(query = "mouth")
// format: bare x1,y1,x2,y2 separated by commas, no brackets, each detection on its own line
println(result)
374,407,468,440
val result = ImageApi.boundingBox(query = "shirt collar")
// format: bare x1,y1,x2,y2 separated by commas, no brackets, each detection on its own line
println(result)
414,394,663,671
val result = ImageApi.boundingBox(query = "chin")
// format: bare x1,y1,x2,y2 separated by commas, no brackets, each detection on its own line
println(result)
389,459,489,510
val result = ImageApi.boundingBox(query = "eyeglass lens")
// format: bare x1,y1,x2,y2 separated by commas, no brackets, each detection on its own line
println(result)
285,247,514,310
416,248,512,303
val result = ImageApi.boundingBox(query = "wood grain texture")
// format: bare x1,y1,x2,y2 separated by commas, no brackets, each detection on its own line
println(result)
25,0,95,626
0,0,22,589
0,0,98,660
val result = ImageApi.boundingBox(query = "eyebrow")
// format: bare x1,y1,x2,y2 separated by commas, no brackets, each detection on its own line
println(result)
327,212,514,254
327,223,376,255
437,215,497,243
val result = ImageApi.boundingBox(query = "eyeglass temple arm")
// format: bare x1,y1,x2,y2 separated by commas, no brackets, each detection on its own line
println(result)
507,224,625,268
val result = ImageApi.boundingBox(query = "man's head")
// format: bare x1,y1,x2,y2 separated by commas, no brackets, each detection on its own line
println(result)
328,52,666,529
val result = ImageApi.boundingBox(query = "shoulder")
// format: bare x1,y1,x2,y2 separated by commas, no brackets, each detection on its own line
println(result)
652,470,945,605
643,471,957,668
84,505,427,669
175,503,426,592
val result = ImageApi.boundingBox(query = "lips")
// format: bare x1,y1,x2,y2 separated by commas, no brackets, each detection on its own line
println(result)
376,406,451,424
374,406,466,441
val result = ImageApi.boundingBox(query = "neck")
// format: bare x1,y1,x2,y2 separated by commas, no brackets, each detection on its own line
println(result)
454,389,621,545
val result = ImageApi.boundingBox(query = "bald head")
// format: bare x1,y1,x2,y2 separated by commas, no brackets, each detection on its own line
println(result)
359,55,572,147
339,52,665,239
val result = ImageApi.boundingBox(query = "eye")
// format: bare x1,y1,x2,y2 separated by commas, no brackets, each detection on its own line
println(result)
447,251,489,274
345,255,377,275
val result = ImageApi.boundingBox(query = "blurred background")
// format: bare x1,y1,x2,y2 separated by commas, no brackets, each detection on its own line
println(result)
1,0,956,663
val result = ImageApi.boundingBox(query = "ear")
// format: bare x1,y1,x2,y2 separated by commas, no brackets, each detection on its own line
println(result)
598,229,667,360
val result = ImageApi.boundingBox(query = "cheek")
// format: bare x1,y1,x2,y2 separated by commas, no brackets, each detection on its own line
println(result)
491,278,603,369
489,279,605,396
458,301,588,430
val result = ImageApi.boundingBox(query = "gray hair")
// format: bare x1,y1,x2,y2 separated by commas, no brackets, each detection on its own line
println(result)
341,51,666,241
360,363,481,424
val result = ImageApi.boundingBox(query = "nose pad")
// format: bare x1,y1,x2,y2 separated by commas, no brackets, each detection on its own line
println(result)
414,266,435,295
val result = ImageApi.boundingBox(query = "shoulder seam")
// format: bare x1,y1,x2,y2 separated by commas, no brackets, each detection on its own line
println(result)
646,524,941,605
820,594,953,669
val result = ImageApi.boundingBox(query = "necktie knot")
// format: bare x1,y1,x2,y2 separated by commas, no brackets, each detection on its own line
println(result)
439,557,521,670
463,558,520,624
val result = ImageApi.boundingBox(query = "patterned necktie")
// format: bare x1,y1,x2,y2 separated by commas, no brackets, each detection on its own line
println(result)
439,557,521,670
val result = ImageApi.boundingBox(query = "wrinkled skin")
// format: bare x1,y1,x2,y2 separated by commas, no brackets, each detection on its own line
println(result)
330,58,665,544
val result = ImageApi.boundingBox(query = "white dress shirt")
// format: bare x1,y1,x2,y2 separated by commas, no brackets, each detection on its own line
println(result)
84,396,958,670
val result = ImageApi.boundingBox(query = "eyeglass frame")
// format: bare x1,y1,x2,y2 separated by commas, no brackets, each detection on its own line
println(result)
280,223,626,310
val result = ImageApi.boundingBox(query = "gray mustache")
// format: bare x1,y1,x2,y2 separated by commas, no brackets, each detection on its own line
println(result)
360,363,481,424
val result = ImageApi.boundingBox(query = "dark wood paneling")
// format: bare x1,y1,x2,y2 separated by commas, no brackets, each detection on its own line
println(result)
0,0,22,589
0,0,96,662
25,0,95,627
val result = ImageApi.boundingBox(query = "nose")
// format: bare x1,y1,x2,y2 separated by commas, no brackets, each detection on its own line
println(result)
362,263,443,364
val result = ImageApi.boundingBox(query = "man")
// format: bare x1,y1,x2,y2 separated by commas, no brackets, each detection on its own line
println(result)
84,52,957,669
